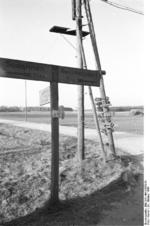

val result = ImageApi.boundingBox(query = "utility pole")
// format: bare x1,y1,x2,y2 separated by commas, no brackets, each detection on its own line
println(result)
72,0,106,160
75,0,85,161
75,28,106,160
83,0,116,156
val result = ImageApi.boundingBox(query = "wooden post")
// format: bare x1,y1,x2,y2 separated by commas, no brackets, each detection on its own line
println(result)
0,56,102,205
25,80,27,121
88,86,106,159
76,27,106,160
76,0,85,161
50,82,59,204
72,0,76,20
83,0,116,156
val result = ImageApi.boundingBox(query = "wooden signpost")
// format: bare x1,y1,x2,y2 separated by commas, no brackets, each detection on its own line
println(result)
0,57,99,86
0,57,100,204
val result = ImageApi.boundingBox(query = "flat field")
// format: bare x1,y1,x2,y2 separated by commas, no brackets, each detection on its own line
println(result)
0,111,144,134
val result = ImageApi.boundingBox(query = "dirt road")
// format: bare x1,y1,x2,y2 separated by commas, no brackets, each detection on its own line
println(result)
0,119,143,156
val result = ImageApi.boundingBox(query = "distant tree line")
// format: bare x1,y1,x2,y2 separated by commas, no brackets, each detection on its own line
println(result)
0,105,143,113
0,105,74,112
22,106,50,112
110,106,144,112
0,106,22,112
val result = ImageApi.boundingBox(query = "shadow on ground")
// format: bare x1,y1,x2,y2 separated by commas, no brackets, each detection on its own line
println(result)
2,154,143,226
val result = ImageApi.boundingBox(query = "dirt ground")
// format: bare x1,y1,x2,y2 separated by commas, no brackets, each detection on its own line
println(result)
3,169,143,226
0,123,144,226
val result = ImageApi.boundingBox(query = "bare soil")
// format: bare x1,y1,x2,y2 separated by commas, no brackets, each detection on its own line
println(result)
0,123,144,226
2,171,144,226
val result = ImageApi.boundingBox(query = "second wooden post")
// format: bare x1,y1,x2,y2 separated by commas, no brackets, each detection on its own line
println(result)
76,0,85,161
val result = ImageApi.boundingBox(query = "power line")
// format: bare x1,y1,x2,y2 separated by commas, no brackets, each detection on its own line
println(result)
99,0,144,15
60,34,77,51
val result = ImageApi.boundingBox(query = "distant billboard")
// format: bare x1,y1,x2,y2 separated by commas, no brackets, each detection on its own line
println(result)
39,86,50,106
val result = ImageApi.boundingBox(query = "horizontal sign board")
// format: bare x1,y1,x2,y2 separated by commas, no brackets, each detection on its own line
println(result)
50,26,90,37
0,57,100,86
39,86,50,106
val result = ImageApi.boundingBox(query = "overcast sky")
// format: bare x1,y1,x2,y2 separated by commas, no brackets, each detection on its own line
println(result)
0,0,143,108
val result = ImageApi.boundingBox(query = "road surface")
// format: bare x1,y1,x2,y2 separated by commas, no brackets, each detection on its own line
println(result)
0,119,143,156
